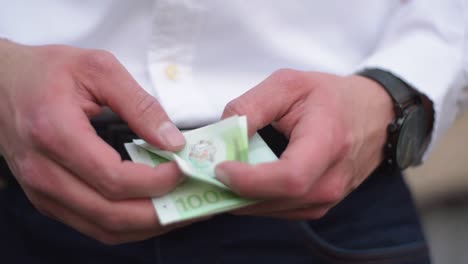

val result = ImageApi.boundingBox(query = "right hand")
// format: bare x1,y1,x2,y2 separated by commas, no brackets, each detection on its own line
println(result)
0,40,188,244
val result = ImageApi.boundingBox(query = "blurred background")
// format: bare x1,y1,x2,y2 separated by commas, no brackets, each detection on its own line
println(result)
405,110,468,264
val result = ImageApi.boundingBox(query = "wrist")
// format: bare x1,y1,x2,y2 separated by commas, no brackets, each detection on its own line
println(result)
346,75,395,166
356,68,430,169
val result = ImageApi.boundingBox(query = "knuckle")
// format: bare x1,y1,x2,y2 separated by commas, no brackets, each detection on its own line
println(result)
15,157,35,185
15,156,46,192
28,114,55,149
80,50,118,75
282,172,310,198
317,178,345,204
322,189,343,205
224,98,249,116
97,212,129,233
269,69,309,109
228,173,253,197
97,174,125,200
133,89,161,121
271,68,305,90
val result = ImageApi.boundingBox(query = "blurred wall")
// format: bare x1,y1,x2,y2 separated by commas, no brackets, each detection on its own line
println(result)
405,110,468,264
405,111,468,206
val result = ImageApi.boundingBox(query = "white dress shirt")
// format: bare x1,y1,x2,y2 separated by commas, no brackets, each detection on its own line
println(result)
1,0,465,155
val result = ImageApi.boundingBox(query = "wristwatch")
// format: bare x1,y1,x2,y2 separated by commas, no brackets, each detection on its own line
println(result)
357,68,429,170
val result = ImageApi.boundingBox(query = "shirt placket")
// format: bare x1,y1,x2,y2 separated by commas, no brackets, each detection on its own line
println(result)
147,0,214,127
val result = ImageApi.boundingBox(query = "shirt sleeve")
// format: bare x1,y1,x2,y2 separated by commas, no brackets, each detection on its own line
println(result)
356,0,466,162
461,6,468,112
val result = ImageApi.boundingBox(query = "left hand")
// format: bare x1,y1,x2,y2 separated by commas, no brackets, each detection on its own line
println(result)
215,69,395,219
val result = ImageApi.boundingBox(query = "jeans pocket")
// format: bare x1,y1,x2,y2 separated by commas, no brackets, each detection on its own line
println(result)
291,221,431,264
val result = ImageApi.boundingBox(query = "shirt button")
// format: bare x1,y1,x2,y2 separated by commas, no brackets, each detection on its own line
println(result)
164,64,179,80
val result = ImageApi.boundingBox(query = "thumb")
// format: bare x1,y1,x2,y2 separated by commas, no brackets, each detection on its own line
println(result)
79,50,185,151
222,69,308,136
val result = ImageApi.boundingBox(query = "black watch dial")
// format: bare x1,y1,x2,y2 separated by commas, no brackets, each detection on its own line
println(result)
396,105,427,169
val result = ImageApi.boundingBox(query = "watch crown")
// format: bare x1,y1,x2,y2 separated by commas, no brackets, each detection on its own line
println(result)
388,123,398,133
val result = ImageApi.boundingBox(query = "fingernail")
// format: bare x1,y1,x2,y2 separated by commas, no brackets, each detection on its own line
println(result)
215,166,231,187
158,122,186,149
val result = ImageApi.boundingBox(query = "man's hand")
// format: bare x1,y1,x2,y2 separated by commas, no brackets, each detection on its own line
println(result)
215,69,394,219
0,40,188,244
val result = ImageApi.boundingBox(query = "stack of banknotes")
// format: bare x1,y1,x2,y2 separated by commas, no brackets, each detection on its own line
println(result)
124,116,278,225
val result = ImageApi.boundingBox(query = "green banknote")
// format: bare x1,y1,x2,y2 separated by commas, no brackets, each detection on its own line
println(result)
125,116,278,225
133,116,249,189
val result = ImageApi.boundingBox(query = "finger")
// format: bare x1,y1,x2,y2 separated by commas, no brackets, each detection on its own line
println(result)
22,153,165,233
215,110,339,199
29,192,170,244
230,162,345,215
76,50,185,151
222,69,310,136
31,106,183,199
37,190,194,244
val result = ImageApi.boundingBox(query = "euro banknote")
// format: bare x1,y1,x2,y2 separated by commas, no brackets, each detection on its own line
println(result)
124,116,278,225
133,115,249,189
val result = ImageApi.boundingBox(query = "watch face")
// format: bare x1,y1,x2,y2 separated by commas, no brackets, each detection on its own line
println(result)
396,106,427,169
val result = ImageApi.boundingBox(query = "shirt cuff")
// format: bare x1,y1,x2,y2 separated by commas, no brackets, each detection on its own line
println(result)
355,33,464,163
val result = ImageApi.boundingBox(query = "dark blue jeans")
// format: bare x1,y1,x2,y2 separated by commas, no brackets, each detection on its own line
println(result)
0,123,430,264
